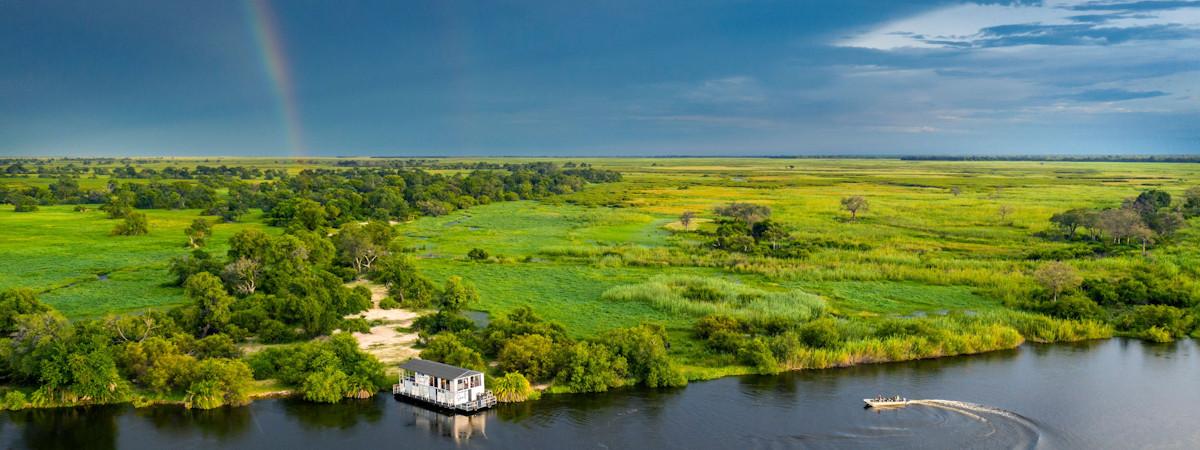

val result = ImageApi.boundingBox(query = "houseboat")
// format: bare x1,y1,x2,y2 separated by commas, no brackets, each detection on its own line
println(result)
393,359,496,413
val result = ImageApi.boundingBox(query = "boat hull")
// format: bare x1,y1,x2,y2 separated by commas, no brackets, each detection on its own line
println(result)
863,399,909,408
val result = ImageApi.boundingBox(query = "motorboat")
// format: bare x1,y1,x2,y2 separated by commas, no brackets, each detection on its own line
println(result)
863,396,909,408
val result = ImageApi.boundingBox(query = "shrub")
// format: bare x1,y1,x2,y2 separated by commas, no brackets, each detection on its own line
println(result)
1141,326,1172,343
602,324,686,388
799,318,841,348
483,306,569,354
1,390,27,410
497,334,558,381
248,333,387,402
737,337,779,374
553,342,628,393
258,319,297,343
1037,295,1104,321
1117,305,1193,340
468,248,490,261
421,333,486,371
112,212,149,236
491,372,538,403
413,311,476,339
341,318,371,334
184,358,253,409
10,194,38,212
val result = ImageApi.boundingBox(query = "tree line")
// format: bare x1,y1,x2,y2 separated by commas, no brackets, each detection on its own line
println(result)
1048,189,1198,253
2,164,622,228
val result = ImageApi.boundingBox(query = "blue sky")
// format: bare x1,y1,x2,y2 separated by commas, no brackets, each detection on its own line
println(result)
1,0,1197,156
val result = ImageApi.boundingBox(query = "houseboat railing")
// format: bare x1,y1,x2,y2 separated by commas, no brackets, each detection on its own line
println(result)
393,381,497,412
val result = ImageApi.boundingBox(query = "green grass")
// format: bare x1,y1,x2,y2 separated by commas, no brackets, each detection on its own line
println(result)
3,157,1197,375
399,201,667,258
603,274,826,322
420,261,702,337
791,280,1000,316
0,206,269,318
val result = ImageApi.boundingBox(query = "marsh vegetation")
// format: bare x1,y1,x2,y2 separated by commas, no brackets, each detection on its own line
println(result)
1,157,1198,409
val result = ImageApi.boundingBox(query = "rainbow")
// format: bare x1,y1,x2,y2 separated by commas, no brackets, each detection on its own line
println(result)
245,0,305,155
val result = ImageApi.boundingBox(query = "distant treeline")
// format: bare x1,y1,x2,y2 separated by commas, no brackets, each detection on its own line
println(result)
1,159,608,179
899,155,1200,163
1,162,623,224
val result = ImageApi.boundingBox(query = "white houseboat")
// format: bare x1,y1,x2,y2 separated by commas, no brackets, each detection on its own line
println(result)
393,359,496,413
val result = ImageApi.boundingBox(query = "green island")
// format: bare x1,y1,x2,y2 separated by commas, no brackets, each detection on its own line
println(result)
1,157,1197,410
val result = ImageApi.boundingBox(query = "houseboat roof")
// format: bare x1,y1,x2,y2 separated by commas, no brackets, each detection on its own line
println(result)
400,359,482,380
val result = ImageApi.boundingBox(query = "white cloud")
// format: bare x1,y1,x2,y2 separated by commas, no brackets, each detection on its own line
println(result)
839,0,1200,50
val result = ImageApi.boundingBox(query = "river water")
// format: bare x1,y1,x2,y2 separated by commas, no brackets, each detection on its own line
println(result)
2,338,1197,449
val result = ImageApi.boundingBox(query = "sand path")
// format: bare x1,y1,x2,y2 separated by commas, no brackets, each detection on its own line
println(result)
346,280,421,365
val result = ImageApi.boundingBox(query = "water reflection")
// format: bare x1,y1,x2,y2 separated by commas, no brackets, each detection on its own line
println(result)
279,397,384,429
135,403,252,439
397,401,491,443
2,405,119,450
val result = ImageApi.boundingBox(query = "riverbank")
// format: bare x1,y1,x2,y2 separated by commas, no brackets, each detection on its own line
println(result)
1,327,1117,412
0,379,294,411
5,338,1197,450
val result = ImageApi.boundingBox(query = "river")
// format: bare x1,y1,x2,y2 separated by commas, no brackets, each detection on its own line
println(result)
2,338,1197,449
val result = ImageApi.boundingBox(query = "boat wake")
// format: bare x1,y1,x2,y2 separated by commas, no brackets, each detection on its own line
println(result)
792,399,1048,449
910,399,1044,447
912,400,1033,425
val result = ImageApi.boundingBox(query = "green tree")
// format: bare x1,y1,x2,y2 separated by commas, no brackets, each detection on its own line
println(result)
467,248,489,261
0,288,49,334
300,366,351,403
1098,208,1143,244
1034,261,1082,302
184,358,253,409
436,276,478,313
602,324,686,388
49,175,80,202
247,333,386,403
713,202,771,225
373,255,438,307
1050,208,1090,239
10,194,38,212
482,306,569,354
1184,186,1200,216
12,317,131,406
751,220,791,250
497,334,557,381
221,257,262,295
840,196,868,221
420,333,486,370
184,218,211,248
184,273,234,335
112,212,149,236
101,191,135,219
553,341,627,393
228,229,272,262
334,221,393,273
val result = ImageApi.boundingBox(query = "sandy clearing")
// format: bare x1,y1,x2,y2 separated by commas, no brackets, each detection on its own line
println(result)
345,279,423,365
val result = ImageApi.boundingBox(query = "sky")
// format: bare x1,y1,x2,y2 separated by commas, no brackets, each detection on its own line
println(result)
1,0,1198,157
